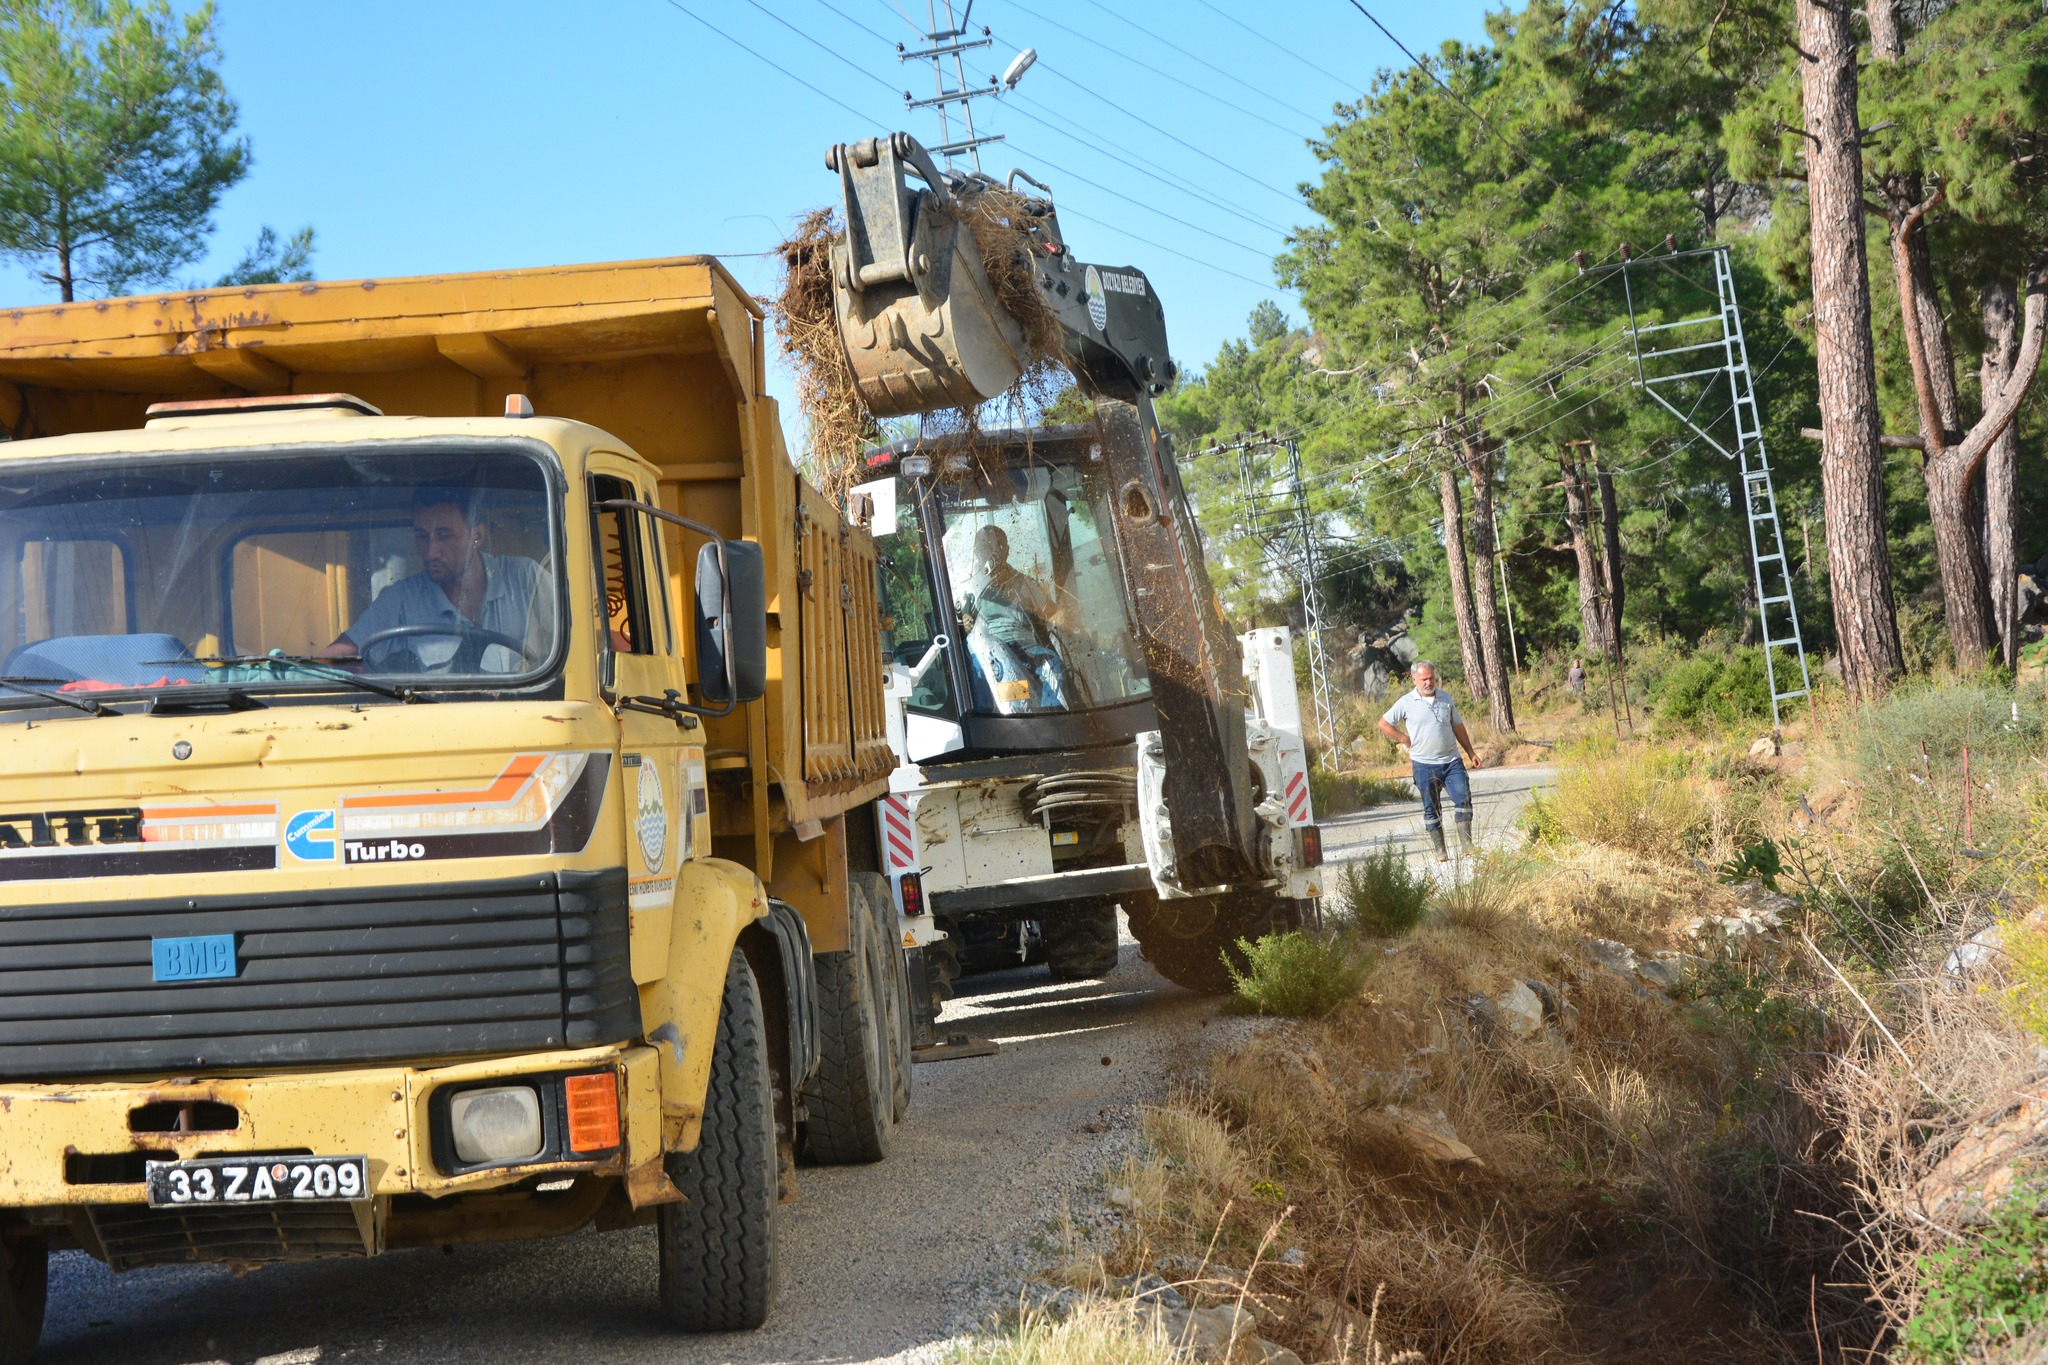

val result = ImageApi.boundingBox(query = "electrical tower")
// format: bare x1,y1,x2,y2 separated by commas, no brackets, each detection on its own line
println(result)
900,1,1002,173
1619,244,1811,729
1208,430,1338,763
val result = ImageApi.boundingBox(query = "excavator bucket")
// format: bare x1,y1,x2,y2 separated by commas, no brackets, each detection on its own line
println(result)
826,134,1029,417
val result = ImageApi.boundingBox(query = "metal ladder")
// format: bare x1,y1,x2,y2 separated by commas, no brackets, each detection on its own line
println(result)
1622,245,1811,729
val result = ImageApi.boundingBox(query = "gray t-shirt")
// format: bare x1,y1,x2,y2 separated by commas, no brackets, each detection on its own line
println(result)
1382,688,1464,764
345,553,552,673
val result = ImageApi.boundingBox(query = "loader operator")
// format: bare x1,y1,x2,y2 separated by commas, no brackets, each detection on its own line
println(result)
1377,659,1483,861
960,523,1067,710
318,484,550,674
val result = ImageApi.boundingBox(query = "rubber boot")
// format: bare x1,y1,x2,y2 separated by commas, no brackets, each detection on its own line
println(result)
1428,826,1448,861
1456,816,1475,854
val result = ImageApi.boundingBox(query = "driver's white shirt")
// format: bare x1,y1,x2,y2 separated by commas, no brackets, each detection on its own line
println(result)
345,553,549,673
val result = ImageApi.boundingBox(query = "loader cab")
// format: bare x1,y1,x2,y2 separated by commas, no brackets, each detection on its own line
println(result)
861,426,1156,763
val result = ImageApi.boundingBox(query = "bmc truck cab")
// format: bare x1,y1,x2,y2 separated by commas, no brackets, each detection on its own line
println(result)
0,260,907,1360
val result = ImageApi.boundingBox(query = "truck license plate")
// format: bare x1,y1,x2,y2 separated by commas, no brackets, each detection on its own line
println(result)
145,1156,368,1207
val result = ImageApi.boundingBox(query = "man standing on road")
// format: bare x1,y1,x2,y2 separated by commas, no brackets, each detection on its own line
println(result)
1376,660,1483,861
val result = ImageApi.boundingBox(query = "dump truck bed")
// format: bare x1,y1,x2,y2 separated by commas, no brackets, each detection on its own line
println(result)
0,256,893,873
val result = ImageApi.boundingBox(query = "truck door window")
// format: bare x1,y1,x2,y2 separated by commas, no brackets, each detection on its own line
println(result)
876,485,955,718
590,475,653,656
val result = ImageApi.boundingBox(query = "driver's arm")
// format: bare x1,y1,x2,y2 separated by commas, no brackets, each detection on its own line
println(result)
322,583,406,660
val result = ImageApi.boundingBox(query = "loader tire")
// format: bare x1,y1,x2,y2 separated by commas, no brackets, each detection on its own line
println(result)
802,877,898,1163
657,951,778,1333
1043,902,1120,982
852,870,913,1123
0,1232,47,1365
1125,890,1303,994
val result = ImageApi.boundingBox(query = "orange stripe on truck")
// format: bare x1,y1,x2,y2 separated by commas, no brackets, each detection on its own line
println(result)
341,755,545,810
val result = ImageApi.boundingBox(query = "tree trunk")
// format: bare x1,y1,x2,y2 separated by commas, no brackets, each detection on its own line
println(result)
1596,464,1625,640
1800,0,1904,697
1889,186,1996,663
1464,439,1516,734
1561,454,1611,656
1438,467,1488,706
1983,278,2023,670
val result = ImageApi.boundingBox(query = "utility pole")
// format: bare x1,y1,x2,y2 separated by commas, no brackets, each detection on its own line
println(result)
1203,430,1338,764
1617,242,1810,731
899,1,1002,173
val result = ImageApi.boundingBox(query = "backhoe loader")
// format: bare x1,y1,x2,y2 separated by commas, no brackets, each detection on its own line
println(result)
823,133,1324,1001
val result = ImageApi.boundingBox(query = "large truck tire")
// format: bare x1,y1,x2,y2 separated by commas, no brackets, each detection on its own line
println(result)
852,869,913,1123
0,1233,47,1365
802,877,899,1163
1043,902,1120,982
1125,890,1303,994
657,951,779,1333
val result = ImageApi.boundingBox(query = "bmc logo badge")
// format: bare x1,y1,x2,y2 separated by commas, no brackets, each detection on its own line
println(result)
284,809,338,862
636,760,667,873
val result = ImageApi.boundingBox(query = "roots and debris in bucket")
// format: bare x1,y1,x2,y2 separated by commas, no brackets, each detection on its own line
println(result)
770,189,1072,506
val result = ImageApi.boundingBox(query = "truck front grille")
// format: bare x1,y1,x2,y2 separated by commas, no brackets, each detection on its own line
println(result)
0,869,635,1081
90,1202,373,1270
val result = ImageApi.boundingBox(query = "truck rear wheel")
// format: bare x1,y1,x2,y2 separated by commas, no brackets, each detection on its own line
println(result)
1044,902,1120,982
852,870,913,1123
1125,890,1302,994
0,1232,47,1365
657,951,779,1333
802,877,899,1163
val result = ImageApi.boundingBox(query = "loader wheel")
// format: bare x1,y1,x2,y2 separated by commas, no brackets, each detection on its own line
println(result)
852,870,913,1123
1125,890,1303,994
802,876,898,1163
657,952,778,1333
1043,901,1120,982
0,1232,47,1365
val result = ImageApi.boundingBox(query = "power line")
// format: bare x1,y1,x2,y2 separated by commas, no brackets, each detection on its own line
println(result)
1192,0,1360,93
1008,2,1317,140
1006,139,1277,259
808,0,899,47
1054,202,1286,294
658,0,881,126
1071,0,1328,126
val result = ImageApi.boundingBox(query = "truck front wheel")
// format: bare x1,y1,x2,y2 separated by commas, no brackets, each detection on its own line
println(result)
802,876,900,1163
657,952,779,1333
0,1232,46,1365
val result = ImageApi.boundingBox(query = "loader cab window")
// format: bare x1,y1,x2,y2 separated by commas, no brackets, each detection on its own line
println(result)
932,462,1150,717
876,497,955,718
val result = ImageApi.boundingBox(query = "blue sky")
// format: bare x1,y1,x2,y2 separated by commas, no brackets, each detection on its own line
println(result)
0,0,1498,436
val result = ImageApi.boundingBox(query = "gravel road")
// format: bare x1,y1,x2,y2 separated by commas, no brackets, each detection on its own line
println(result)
36,766,1554,1365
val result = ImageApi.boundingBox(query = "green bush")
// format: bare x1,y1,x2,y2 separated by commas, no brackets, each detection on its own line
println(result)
1901,1185,2048,1363
1337,838,1432,937
1224,931,1368,1017
1652,648,1772,728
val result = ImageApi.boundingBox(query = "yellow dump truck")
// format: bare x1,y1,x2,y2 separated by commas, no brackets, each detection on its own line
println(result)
0,257,910,1356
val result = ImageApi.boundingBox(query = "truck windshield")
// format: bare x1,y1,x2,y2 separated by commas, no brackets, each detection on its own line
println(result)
931,461,1150,716
0,445,561,709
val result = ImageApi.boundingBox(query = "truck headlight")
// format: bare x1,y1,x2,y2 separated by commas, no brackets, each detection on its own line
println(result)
448,1086,544,1165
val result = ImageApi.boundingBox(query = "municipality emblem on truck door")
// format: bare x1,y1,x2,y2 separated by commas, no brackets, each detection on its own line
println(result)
636,760,667,872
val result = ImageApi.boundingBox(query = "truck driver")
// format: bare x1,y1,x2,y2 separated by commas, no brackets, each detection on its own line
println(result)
318,484,551,673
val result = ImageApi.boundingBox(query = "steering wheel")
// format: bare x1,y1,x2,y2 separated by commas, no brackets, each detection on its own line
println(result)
352,623,537,674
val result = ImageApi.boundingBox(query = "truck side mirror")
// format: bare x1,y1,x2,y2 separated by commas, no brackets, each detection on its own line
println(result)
696,539,767,705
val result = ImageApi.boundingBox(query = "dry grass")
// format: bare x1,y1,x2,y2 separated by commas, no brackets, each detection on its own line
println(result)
946,1299,1179,1365
1537,748,1707,860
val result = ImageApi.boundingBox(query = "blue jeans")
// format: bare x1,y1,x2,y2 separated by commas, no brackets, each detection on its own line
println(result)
1411,758,1472,833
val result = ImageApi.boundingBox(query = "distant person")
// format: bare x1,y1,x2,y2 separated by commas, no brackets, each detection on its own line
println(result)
1568,658,1585,697
319,484,549,673
1376,659,1483,861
